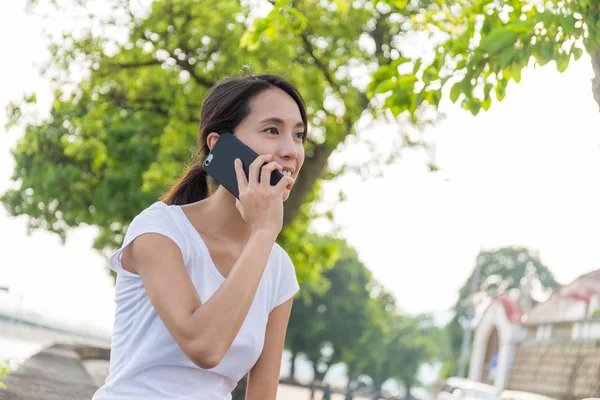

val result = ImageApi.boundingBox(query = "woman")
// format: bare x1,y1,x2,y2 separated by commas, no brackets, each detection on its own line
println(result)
92,74,307,399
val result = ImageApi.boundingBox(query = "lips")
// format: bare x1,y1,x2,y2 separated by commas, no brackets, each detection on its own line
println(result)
281,169,294,190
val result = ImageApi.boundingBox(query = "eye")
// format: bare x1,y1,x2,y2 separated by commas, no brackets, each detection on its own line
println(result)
264,127,278,134
295,132,305,141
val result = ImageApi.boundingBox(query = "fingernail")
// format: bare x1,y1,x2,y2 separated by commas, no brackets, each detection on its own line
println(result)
235,158,240,166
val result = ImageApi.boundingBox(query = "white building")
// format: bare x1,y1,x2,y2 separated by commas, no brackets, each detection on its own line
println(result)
469,270,600,398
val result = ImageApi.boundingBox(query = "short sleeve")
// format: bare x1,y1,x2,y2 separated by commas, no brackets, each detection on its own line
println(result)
109,202,185,277
271,248,300,312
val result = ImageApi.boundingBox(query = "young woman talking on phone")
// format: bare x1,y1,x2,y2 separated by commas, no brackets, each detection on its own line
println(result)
92,74,306,400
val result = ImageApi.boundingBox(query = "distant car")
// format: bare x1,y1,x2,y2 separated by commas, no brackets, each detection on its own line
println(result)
499,390,556,400
436,377,499,400
498,390,556,400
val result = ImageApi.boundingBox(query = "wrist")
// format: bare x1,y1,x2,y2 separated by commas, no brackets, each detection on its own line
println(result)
249,228,279,243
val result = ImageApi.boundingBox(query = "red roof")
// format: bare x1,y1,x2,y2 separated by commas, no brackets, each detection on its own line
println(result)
496,295,523,323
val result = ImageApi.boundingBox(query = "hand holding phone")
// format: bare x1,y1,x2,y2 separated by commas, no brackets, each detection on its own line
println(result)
203,132,286,199
232,154,294,236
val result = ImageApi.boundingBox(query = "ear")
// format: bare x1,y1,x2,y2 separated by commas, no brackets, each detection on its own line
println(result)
206,132,220,151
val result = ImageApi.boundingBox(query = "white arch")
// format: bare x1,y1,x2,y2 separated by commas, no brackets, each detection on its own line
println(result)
469,301,525,390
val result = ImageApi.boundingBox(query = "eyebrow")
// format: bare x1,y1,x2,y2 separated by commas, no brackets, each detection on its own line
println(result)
259,117,305,129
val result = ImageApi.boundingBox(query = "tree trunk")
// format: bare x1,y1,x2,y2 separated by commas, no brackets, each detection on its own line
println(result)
591,47,600,113
283,143,335,227
313,362,332,383
371,380,384,400
346,372,355,388
289,351,298,382
405,384,413,400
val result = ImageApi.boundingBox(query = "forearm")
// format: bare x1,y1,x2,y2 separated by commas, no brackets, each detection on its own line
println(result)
189,230,275,359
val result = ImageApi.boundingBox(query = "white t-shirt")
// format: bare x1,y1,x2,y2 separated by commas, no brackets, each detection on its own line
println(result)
92,201,299,400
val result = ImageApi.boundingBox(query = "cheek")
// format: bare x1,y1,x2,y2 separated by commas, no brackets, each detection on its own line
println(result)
297,147,306,169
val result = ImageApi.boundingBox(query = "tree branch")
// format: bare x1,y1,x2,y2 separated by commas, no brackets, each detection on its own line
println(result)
175,59,216,87
300,33,337,90
117,59,162,68
167,10,217,88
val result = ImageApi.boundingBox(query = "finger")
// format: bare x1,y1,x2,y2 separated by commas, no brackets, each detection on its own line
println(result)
274,175,295,193
249,154,271,185
233,158,248,192
261,161,283,188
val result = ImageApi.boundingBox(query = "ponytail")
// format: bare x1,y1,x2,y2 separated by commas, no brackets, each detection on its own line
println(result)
161,160,211,205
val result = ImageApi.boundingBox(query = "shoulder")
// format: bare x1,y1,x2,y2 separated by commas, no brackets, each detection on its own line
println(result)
271,243,294,272
130,201,176,226
110,202,188,276
125,202,182,240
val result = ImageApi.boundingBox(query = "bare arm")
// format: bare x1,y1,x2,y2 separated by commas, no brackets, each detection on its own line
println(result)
126,230,276,369
125,155,294,369
246,298,294,400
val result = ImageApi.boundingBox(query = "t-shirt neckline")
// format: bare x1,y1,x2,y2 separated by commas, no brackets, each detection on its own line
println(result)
168,203,227,283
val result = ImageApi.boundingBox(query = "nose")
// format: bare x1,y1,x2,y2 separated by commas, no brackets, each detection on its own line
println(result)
278,132,298,160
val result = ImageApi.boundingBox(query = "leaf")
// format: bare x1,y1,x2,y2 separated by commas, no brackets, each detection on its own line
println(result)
373,78,398,94
505,65,522,83
479,28,519,55
556,53,570,73
450,31,471,53
467,99,481,116
413,58,422,74
397,74,418,87
561,14,577,36
372,65,396,82
537,41,556,66
572,47,584,60
482,84,493,111
498,47,516,68
496,79,508,101
450,81,462,103
482,16,494,35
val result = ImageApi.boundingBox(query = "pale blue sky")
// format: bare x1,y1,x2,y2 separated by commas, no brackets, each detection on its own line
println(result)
1,0,600,337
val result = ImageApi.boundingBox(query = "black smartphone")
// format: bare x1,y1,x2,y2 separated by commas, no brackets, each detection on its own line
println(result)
202,132,284,199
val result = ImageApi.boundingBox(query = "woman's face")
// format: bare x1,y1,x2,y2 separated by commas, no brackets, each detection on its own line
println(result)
216,87,306,202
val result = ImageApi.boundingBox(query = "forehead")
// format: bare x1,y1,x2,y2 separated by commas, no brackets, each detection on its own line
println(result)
246,88,303,123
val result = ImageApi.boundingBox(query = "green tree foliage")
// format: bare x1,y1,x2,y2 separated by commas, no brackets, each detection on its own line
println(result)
352,312,440,399
286,239,373,382
2,0,437,280
286,241,441,397
382,0,600,115
261,1,600,116
339,285,395,397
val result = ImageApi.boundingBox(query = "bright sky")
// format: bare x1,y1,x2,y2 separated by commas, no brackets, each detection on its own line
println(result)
1,1,600,336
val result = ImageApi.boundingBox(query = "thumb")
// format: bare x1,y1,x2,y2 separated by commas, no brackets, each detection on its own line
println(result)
235,199,243,215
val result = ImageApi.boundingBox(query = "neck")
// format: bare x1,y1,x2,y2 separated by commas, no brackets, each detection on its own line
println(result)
190,186,251,243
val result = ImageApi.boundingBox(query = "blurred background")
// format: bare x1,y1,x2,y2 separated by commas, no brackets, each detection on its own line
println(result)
1,0,600,399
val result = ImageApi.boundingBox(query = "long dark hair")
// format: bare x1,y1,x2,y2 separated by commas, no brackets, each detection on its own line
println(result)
161,74,308,206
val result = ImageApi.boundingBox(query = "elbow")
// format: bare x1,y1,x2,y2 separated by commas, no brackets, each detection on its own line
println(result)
189,339,226,369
